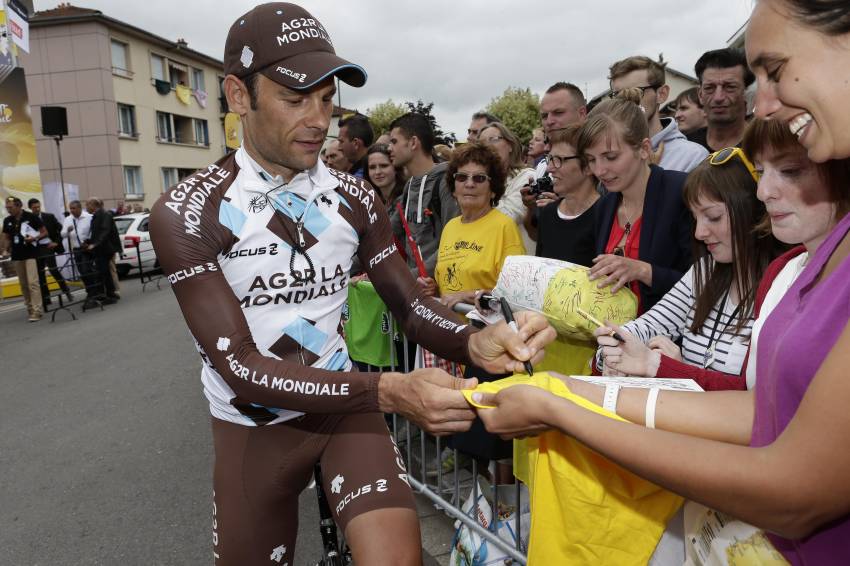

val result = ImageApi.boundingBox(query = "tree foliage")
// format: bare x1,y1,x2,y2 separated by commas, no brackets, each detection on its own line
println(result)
404,100,457,146
365,99,406,138
485,87,541,145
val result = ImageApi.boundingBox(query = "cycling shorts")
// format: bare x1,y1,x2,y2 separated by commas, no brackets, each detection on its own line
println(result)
211,412,414,565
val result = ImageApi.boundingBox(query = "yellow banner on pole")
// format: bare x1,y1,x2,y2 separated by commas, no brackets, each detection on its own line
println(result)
224,112,242,150
0,68,44,216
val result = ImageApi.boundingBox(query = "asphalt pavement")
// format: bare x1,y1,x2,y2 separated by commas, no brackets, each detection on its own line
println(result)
0,278,454,565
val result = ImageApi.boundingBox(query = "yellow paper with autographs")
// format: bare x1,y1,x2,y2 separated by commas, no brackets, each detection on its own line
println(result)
465,373,683,565
494,255,638,340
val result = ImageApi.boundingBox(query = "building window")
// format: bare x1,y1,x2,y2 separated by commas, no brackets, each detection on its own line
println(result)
117,104,137,137
111,40,131,77
123,166,143,197
156,111,173,142
173,115,192,143
194,118,209,146
161,167,179,192
156,112,203,146
168,60,189,88
218,76,228,113
151,53,165,81
190,67,205,92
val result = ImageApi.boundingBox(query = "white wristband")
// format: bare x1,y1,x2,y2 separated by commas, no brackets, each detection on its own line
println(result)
603,384,621,414
645,388,660,429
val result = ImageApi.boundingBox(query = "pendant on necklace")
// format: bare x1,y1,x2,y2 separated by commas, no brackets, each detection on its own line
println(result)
703,346,715,368
295,219,306,248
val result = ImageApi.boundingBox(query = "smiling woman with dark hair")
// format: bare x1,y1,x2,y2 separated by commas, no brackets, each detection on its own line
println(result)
365,143,405,207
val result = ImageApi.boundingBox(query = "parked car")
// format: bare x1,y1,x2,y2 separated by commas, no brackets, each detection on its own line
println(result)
114,212,157,277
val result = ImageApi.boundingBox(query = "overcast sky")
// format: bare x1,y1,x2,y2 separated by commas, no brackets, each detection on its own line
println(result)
33,0,755,139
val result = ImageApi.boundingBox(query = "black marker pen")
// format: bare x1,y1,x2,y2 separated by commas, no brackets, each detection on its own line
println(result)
499,297,534,376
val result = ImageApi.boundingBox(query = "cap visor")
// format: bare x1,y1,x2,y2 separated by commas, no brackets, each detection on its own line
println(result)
260,50,367,90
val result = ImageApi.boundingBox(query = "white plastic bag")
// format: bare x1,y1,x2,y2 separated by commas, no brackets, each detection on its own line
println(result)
449,482,530,566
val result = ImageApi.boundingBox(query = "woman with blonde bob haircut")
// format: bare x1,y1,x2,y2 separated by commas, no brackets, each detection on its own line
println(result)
580,88,692,313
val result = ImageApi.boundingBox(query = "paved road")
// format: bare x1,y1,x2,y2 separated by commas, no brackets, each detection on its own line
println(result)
0,279,454,565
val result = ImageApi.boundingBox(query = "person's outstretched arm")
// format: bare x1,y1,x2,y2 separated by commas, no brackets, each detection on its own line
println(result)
476,321,850,539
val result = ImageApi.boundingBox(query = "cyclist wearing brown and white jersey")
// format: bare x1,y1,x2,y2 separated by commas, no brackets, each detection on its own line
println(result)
149,4,554,565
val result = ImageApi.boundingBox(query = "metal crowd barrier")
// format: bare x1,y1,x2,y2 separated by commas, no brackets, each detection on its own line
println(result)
1,248,116,320
354,305,528,564
128,240,164,292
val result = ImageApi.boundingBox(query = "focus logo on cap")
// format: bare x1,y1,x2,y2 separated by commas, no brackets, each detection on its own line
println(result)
240,46,254,69
275,65,306,84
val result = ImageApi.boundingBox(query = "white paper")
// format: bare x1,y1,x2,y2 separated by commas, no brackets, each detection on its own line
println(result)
20,220,38,241
683,502,788,565
463,307,504,326
570,375,705,392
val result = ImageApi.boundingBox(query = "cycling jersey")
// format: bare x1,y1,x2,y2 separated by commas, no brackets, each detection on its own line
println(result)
150,147,474,426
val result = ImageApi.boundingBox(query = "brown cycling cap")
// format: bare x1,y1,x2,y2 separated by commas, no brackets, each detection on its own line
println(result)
224,2,367,90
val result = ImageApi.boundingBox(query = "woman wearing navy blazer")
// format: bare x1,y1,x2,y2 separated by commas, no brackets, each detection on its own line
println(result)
579,89,693,313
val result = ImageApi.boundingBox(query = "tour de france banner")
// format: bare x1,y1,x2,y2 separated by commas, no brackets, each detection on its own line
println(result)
0,67,44,218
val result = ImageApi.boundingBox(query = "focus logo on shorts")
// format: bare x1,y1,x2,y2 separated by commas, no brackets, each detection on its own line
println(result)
368,243,396,269
168,262,218,284
270,544,286,563
335,478,387,515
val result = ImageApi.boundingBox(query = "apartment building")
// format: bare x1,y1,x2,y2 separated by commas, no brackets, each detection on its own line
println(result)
20,4,226,210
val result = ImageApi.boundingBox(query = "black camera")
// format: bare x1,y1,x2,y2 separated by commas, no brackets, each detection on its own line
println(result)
528,175,553,198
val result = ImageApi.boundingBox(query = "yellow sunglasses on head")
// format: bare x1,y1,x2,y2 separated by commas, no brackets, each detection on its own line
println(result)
707,147,760,183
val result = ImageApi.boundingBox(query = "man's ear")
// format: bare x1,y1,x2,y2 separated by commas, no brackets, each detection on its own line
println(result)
223,74,252,117
656,84,670,105
408,135,420,153
697,85,709,108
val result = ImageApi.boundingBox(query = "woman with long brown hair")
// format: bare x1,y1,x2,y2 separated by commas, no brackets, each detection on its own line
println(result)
365,143,405,207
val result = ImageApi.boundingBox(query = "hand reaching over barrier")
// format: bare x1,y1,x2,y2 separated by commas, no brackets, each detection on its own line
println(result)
472,383,556,440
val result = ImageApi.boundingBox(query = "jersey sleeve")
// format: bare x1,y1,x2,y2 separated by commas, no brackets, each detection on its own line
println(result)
354,181,476,365
149,182,381,415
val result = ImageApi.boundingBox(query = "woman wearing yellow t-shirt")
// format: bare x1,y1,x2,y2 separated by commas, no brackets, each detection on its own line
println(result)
420,143,526,309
